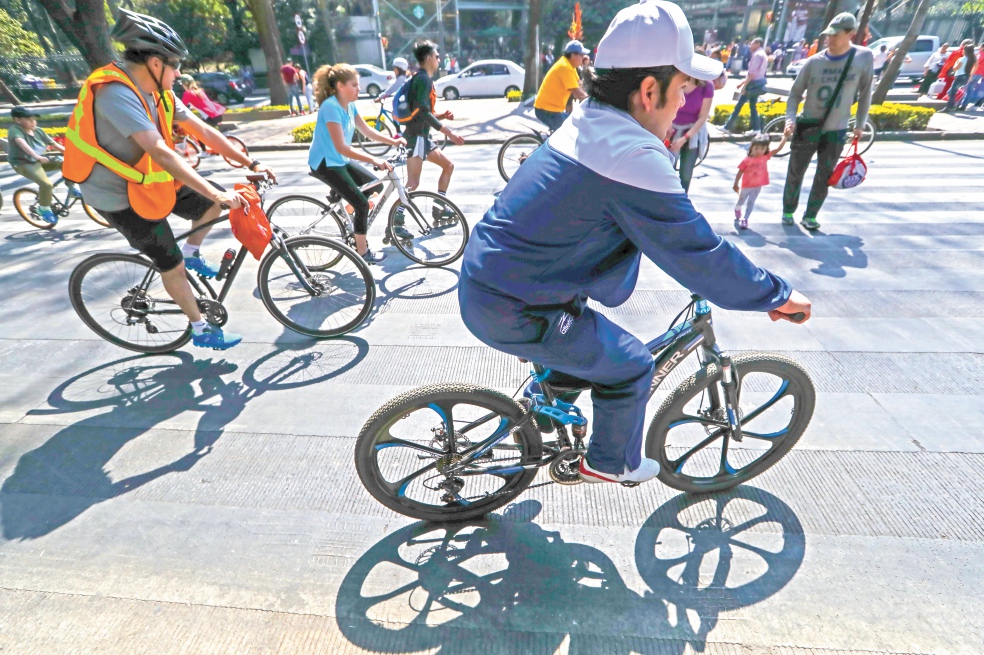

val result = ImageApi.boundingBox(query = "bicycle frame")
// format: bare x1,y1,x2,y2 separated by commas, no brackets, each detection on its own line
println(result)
424,296,737,479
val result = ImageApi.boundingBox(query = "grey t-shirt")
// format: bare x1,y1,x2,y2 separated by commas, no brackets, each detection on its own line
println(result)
786,45,874,132
78,68,190,212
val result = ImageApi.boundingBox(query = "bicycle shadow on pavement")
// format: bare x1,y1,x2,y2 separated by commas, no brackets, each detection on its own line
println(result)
349,261,460,332
0,339,367,541
335,488,804,654
735,224,867,278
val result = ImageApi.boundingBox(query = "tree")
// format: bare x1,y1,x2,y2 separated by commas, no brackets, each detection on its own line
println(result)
0,7,45,102
855,0,877,46
522,0,543,98
872,0,933,104
35,0,114,70
248,0,287,104
131,0,231,68
314,0,337,64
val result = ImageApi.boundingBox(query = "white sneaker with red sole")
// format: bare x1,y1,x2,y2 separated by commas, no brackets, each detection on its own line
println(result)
579,456,660,484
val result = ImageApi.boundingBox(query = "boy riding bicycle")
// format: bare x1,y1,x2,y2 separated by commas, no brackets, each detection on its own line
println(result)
63,9,276,350
6,106,78,225
458,0,811,485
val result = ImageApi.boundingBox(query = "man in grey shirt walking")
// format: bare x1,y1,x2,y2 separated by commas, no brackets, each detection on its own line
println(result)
782,12,873,230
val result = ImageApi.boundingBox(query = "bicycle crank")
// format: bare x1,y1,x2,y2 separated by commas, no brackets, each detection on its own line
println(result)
197,298,228,326
548,449,584,485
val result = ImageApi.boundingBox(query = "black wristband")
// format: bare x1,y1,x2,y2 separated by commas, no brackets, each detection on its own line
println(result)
248,159,261,171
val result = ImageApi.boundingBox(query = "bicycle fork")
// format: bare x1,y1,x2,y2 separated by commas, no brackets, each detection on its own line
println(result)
718,352,744,442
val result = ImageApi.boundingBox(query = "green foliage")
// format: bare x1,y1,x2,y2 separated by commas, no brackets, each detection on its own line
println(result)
0,125,66,139
711,100,935,132
131,0,232,66
0,8,46,84
225,104,290,114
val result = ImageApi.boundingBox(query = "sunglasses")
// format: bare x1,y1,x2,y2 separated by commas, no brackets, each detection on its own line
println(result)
166,59,183,72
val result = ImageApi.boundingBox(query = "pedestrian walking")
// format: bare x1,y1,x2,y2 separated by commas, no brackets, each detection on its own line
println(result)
945,43,978,111
298,67,314,113
724,37,767,134
964,45,984,109
281,58,304,116
781,12,873,230
733,132,787,229
918,42,949,97
936,39,973,100
668,72,717,192
872,44,888,79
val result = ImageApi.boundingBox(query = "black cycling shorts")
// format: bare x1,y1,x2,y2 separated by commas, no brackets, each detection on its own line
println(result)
98,181,223,272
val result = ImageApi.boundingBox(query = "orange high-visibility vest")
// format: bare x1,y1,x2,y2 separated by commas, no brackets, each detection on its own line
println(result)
64,63,179,220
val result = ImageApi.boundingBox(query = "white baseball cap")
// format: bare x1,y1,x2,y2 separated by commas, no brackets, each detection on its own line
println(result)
392,57,409,70
594,0,723,81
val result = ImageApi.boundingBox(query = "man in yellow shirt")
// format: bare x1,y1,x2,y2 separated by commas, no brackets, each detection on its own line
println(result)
534,40,590,131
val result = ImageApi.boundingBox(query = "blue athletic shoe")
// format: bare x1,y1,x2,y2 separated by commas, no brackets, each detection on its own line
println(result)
68,186,83,199
191,325,242,350
184,250,219,278
38,208,57,225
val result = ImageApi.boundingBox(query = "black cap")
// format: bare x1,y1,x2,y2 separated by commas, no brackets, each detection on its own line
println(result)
10,106,40,119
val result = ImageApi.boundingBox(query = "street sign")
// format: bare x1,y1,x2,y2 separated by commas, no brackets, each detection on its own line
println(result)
297,29,306,45
294,13,303,29
412,5,424,20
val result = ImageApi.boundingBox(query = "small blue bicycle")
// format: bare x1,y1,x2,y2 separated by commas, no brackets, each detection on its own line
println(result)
355,295,816,522
356,102,447,157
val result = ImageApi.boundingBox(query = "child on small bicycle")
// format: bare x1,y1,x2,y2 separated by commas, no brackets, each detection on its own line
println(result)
733,132,786,230
309,63,406,263
377,57,411,127
6,106,79,225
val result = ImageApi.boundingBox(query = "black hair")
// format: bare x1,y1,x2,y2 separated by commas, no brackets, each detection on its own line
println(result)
414,40,437,65
748,132,771,155
584,65,678,112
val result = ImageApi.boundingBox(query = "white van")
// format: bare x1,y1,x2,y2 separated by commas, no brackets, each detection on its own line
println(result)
868,35,941,80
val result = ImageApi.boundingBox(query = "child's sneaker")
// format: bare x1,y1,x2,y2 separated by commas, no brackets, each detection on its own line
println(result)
37,208,58,225
734,208,742,221
361,249,386,264
192,324,242,350
580,456,660,484
738,218,748,229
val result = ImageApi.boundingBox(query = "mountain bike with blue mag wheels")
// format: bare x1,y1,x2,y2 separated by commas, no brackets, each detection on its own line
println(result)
355,295,816,522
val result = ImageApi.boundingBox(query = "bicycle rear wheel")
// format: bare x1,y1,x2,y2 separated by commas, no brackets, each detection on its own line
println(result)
82,199,109,227
387,191,469,267
13,188,52,229
846,118,875,157
69,253,193,353
497,134,542,182
356,120,393,157
257,235,375,338
762,117,790,158
221,136,250,168
265,194,348,240
646,352,815,494
355,384,542,522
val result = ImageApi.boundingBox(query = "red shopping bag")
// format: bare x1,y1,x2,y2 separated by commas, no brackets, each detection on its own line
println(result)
828,138,867,189
229,182,272,260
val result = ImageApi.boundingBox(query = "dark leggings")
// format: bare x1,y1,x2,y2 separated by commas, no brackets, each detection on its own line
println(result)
311,160,382,234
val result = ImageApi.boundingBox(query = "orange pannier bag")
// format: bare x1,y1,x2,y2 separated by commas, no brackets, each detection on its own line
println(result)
229,183,272,260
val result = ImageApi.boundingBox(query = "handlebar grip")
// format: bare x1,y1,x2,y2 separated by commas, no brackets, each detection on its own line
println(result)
786,312,806,322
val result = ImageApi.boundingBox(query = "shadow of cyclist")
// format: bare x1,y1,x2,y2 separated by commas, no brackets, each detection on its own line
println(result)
335,487,803,654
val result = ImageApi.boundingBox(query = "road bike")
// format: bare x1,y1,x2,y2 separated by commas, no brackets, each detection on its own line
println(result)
172,124,250,170
68,174,375,354
356,103,447,157
497,129,549,182
355,295,815,522
11,157,108,230
266,147,469,267
762,115,875,158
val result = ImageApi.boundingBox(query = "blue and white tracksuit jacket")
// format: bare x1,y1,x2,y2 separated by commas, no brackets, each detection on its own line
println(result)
458,99,791,474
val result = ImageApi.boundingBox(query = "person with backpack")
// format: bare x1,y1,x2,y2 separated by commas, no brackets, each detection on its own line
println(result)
308,64,406,262
377,56,411,134
781,12,873,231
393,41,465,231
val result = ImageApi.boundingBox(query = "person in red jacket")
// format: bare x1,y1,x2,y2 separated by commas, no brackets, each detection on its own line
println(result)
936,40,973,100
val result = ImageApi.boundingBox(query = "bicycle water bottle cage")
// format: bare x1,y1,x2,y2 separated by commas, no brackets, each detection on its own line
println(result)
529,395,587,427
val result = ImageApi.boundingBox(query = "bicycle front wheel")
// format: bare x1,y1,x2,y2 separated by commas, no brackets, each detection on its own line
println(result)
257,235,375,338
388,191,469,267
222,136,250,168
355,384,543,522
69,253,193,353
497,134,542,182
846,118,876,156
82,199,110,227
13,188,52,229
762,117,790,158
356,120,393,157
266,194,347,240
646,352,815,494
176,137,201,168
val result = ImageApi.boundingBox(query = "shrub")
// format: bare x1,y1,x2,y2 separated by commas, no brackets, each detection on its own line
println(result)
0,126,66,140
292,122,315,143
711,100,935,132
507,89,522,102
225,105,290,115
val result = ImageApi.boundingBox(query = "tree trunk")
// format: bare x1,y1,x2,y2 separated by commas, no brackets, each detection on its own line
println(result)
248,0,287,104
817,1,840,50
872,0,932,104
0,79,22,104
315,0,338,64
522,0,542,99
854,0,877,46
35,0,114,71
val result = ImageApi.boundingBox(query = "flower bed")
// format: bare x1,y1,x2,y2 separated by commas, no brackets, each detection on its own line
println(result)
0,126,67,140
711,100,935,132
291,117,378,144
225,105,290,114
507,89,522,102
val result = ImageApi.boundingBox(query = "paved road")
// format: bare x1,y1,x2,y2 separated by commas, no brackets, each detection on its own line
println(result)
1,140,982,654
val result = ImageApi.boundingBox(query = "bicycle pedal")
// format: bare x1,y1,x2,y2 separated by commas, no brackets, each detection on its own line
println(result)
620,481,641,488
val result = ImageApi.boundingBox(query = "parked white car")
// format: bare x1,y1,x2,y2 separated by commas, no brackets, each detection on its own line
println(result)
354,65,395,98
434,60,525,100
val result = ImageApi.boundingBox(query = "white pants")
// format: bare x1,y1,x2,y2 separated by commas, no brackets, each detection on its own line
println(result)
736,186,762,219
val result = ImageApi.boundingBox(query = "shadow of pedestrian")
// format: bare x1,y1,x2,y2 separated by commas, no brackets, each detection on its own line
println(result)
335,487,803,653
734,224,867,278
